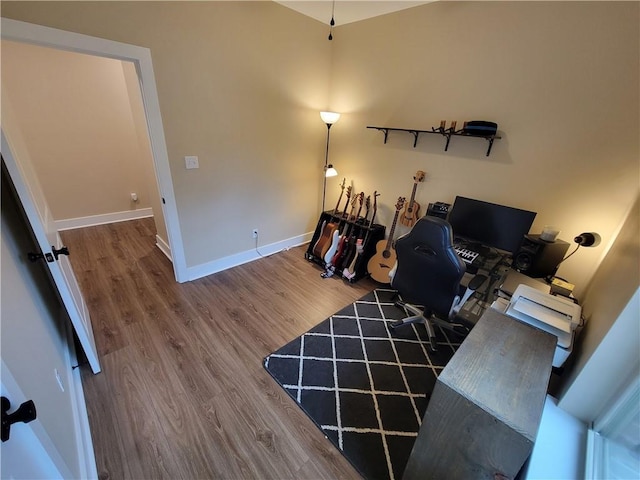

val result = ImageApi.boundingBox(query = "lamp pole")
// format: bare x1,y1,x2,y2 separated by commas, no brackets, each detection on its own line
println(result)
322,123,332,212
319,111,340,212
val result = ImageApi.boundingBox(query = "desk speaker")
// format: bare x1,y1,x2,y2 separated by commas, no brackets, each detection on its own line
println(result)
512,234,570,278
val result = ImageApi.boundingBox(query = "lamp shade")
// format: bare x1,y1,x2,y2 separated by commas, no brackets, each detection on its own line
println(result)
574,232,601,247
320,111,341,125
325,165,338,177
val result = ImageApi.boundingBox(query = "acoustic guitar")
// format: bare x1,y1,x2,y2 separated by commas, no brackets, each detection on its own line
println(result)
367,196,405,284
400,170,425,227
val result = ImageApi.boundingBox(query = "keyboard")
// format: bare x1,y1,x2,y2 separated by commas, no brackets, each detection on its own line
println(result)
454,246,479,265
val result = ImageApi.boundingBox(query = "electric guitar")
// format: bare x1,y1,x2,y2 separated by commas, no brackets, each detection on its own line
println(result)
340,193,369,276
313,185,351,258
344,191,378,279
332,178,346,215
332,192,364,270
367,196,405,284
400,170,425,227
324,193,358,265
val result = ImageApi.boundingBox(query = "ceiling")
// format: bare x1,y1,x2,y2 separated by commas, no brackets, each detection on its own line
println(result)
274,1,434,26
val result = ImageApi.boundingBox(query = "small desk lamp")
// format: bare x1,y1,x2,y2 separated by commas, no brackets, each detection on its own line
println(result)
546,231,601,284
320,111,340,211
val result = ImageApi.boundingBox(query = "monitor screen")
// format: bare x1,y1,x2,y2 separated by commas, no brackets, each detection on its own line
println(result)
447,196,536,254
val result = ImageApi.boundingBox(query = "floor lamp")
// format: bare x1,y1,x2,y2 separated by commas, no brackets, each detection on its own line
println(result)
321,111,340,212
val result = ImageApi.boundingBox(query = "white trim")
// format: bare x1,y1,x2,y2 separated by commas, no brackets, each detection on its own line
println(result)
156,234,172,261
55,208,153,231
61,307,98,480
1,18,188,283
186,231,313,281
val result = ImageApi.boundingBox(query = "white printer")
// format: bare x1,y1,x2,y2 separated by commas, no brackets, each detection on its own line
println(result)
494,284,582,368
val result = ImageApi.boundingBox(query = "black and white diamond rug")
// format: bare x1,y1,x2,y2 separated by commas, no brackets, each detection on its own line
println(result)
263,289,464,480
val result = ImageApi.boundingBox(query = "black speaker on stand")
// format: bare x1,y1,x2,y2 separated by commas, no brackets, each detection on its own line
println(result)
512,235,570,278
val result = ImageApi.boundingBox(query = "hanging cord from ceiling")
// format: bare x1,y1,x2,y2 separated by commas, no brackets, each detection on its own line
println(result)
328,0,336,40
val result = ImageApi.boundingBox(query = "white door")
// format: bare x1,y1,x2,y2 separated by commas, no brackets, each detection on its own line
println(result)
1,364,68,479
1,107,101,374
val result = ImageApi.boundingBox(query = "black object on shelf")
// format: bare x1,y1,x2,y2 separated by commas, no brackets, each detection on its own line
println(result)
305,211,385,283
367,122,501,156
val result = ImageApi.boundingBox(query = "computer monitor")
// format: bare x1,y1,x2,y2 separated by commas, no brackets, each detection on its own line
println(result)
447,196,537,254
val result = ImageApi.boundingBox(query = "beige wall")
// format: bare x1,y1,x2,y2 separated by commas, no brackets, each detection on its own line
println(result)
2,1,638,297
557,193,639,420
327,1,639,299
2,41,164,236
1,1,333,268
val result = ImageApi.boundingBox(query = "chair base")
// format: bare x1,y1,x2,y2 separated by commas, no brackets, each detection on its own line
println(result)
390,301,470,352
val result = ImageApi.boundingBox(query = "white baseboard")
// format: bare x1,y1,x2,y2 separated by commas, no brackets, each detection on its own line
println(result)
155,234,172,262
186,231,313,282
55,208,153,231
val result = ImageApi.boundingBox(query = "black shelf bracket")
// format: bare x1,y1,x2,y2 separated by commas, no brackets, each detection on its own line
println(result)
367,125,501,156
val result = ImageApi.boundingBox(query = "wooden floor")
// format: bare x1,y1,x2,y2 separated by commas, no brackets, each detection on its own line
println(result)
62,218,377,480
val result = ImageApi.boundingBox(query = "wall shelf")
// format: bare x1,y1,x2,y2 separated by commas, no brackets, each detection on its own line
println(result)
367,125,501,156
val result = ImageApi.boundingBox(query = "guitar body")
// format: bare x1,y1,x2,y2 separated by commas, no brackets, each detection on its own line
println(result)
313,221,339,258
330,233,348,268
323,228,341,264
400,201,420,227
367,196,405,284
367,240,397,284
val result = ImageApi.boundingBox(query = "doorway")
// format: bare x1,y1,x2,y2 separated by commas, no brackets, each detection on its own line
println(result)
1,17,187,282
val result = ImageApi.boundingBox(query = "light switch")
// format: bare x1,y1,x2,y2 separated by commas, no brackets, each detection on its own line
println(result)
185,155,199,169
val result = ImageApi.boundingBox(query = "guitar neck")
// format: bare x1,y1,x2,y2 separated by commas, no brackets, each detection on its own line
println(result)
408,183,418,205
385,210,401,251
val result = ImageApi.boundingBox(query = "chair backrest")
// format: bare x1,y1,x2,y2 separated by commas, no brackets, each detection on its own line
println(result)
391,216,466,317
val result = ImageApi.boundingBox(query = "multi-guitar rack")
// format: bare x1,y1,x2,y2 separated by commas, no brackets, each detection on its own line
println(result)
305,210,385,283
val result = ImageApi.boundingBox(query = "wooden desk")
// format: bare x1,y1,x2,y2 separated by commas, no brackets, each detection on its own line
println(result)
403,308,556,480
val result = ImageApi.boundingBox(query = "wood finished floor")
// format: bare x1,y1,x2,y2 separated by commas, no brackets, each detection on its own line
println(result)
62,218,377,480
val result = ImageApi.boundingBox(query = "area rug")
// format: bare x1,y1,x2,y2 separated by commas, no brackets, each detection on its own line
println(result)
263,289,464,480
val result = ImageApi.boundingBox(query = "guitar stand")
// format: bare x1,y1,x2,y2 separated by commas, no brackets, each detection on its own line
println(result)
306,211,386,283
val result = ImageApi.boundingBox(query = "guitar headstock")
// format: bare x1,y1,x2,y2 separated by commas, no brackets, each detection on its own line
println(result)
350,192,359,207
358,192,364,206
345,185,352,200
365,195,371,213
373,191,380,209
395,197,406,211
414,170,426,183
339,178,346,191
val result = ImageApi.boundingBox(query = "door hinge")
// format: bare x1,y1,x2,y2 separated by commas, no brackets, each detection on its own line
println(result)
27,251,54,263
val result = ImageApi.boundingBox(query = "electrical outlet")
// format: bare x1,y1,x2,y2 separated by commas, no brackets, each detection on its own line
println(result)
252,229,258,239
185,155,199,169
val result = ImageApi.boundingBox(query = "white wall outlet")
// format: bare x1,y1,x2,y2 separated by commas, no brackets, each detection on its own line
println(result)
130,192,138,202
185,155,199,169
252,229,258,239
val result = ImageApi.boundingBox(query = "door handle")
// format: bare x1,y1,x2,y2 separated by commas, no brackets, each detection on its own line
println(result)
27,246,69,263
52,246,70,260
1,396,37,442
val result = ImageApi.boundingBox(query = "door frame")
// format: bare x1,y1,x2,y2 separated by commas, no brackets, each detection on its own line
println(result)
1,18,188,283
